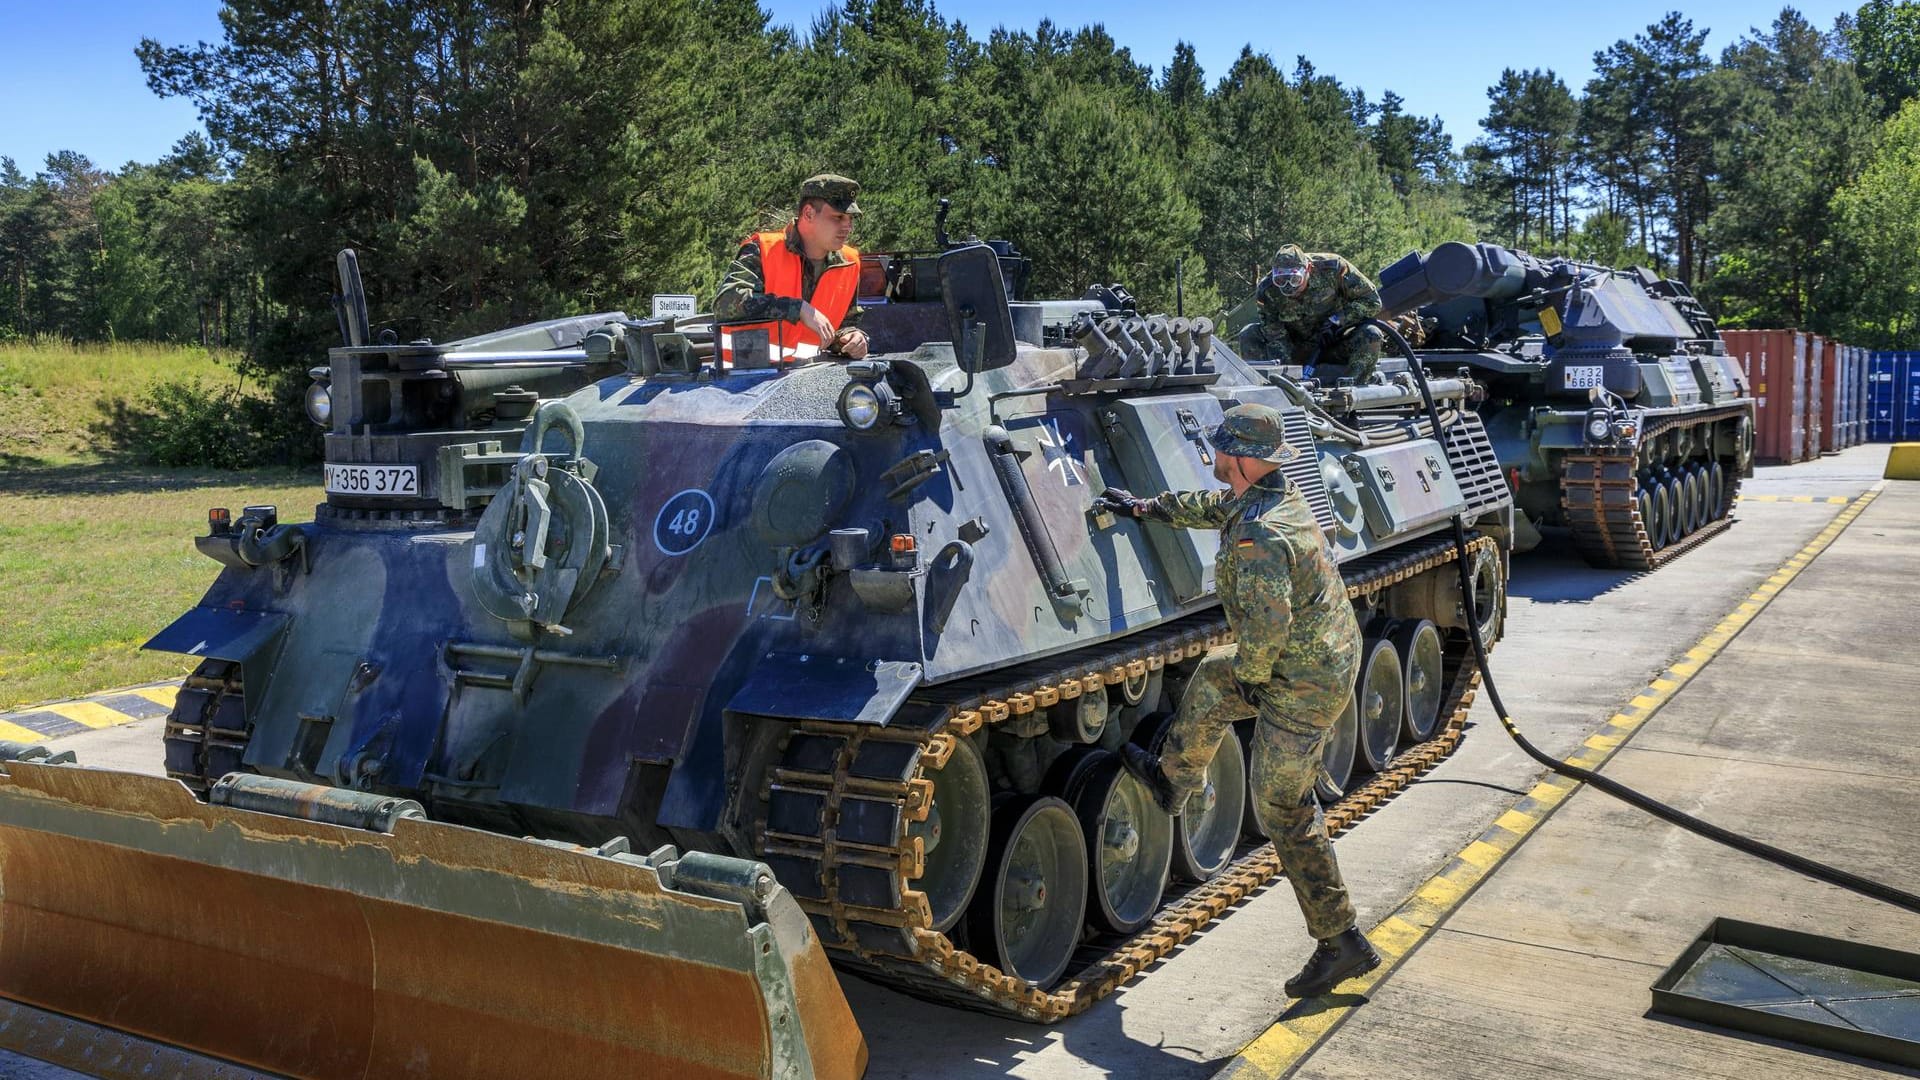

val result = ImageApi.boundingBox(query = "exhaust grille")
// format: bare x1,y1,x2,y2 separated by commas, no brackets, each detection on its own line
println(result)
1442,413,1510,515
1280,407,1336,531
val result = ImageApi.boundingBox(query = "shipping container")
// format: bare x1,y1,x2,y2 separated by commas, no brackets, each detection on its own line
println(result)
1812,338,1858,451
1807,336,1828,455
1724,329,1811,463
1868,351,1920,442
1850,345,1866,443
1835,344,1852,447
1868,352,1896,441
1847,346,1870,447
1836,346,1855,447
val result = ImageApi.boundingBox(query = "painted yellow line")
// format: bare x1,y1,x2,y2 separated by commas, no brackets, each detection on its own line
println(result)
1493,808,1537,835
0,720,45,743
1212,483,1886,1080
130,685,179,709
43,700,133,730
1369,915,1424,958
0,680,183,742
1456,840,1505,870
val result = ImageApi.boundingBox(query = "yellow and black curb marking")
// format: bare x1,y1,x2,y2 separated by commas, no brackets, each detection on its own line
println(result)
0,680,182,743
1215,484,1886,1080
1735,494,1852,504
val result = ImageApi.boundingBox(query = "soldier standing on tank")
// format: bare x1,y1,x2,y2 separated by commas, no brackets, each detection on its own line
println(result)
1094,404,1381,999
714,173,869,364
1236,244,1384,383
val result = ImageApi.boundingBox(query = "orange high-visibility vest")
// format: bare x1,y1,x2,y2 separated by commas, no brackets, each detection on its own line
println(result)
719,231,860,365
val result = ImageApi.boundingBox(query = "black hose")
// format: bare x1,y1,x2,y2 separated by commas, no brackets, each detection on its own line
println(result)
1368,317,1920,917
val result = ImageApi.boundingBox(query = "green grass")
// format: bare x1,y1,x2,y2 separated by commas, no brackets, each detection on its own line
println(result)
0,464,323,709
0,342,321,708
0,339,258,466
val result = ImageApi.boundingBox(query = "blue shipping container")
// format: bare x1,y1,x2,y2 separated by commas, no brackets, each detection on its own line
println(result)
1868,351,1920,441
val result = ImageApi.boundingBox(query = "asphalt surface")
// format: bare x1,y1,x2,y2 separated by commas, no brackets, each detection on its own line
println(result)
0,444,1897,1079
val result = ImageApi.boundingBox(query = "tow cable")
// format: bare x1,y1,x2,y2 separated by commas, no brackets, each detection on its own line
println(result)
1370,317,1920,917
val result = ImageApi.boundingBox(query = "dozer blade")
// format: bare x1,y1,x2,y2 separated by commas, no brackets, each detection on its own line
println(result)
0,761,866,1080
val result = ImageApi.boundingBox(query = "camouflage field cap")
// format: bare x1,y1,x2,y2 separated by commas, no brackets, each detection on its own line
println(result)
1270,243,1308,270
800,173,862,215
1208,403,1299,463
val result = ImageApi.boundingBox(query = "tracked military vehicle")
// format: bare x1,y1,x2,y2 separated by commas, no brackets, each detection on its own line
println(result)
1379,242,1755,570
105,226,1511,1038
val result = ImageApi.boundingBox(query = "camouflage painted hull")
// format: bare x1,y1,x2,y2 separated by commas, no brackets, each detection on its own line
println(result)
125,244,1515,1032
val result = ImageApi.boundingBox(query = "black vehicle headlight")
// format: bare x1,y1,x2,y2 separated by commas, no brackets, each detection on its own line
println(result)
1585,410,1613,442
304,381,333,427
837,380,895,432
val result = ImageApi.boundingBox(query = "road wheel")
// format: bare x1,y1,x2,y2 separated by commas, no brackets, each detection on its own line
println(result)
966,795,1088,989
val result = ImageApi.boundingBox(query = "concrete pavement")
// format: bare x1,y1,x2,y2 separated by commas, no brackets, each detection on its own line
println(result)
2,444,1900,1079
837,444,1897,1078
1258,454,1919,1079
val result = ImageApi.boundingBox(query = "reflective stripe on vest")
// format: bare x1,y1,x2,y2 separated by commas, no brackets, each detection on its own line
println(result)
719,230,860,365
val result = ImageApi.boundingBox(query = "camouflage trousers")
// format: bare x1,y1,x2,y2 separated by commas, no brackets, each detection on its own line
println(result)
1234,322,1382,384
1159,645,1358,940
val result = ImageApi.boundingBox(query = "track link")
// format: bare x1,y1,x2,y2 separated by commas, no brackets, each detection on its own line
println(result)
1560,405,1751,571
755,533,1496,1022
161,659,249,795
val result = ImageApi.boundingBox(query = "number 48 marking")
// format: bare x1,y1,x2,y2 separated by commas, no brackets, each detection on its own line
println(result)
653,489,716,556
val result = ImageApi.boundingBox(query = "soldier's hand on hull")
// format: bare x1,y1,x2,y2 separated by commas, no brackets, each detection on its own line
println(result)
1314,318,1345,354
799,301,837,344
831,326,869,359
1094,488,1151,517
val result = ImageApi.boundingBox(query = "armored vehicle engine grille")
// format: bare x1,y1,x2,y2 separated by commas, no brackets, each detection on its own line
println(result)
1280,408,1335,531
1442,415,1509,516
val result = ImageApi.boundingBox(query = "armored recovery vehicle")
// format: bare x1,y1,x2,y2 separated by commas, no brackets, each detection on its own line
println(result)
1378,241,1756,569
0,231,1513,1070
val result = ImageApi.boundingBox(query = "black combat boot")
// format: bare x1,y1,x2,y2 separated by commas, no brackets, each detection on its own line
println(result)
1118,743,1186,815
1283,928,1381,998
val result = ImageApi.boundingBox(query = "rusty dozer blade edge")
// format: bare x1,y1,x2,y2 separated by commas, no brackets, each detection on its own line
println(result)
0,761,866,1080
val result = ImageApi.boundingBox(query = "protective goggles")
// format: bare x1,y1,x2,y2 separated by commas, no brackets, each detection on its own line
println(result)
1269,265,1309,294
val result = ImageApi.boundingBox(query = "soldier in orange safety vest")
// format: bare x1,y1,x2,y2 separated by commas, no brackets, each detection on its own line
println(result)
714,173,869,365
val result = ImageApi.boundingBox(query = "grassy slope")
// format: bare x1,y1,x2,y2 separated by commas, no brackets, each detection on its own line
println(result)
0,342,322,708
0,340,259,466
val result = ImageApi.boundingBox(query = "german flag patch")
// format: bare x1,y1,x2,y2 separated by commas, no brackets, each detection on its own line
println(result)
1236,538,1256,549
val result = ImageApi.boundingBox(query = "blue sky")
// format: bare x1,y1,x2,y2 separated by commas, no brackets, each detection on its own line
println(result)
1,0,1861,174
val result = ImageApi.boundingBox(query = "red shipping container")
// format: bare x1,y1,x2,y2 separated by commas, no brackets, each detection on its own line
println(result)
1819,339,1847,453
1808,336,1828,455
1722,329,1810,464
1804,336,1820,453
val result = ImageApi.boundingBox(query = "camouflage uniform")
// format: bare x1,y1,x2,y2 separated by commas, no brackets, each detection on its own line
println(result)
713,173,865,331
1237,244,1384,382
1134,410,1364,940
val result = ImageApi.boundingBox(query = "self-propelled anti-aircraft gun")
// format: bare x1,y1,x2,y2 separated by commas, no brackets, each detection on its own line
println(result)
1378,241,1756,568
